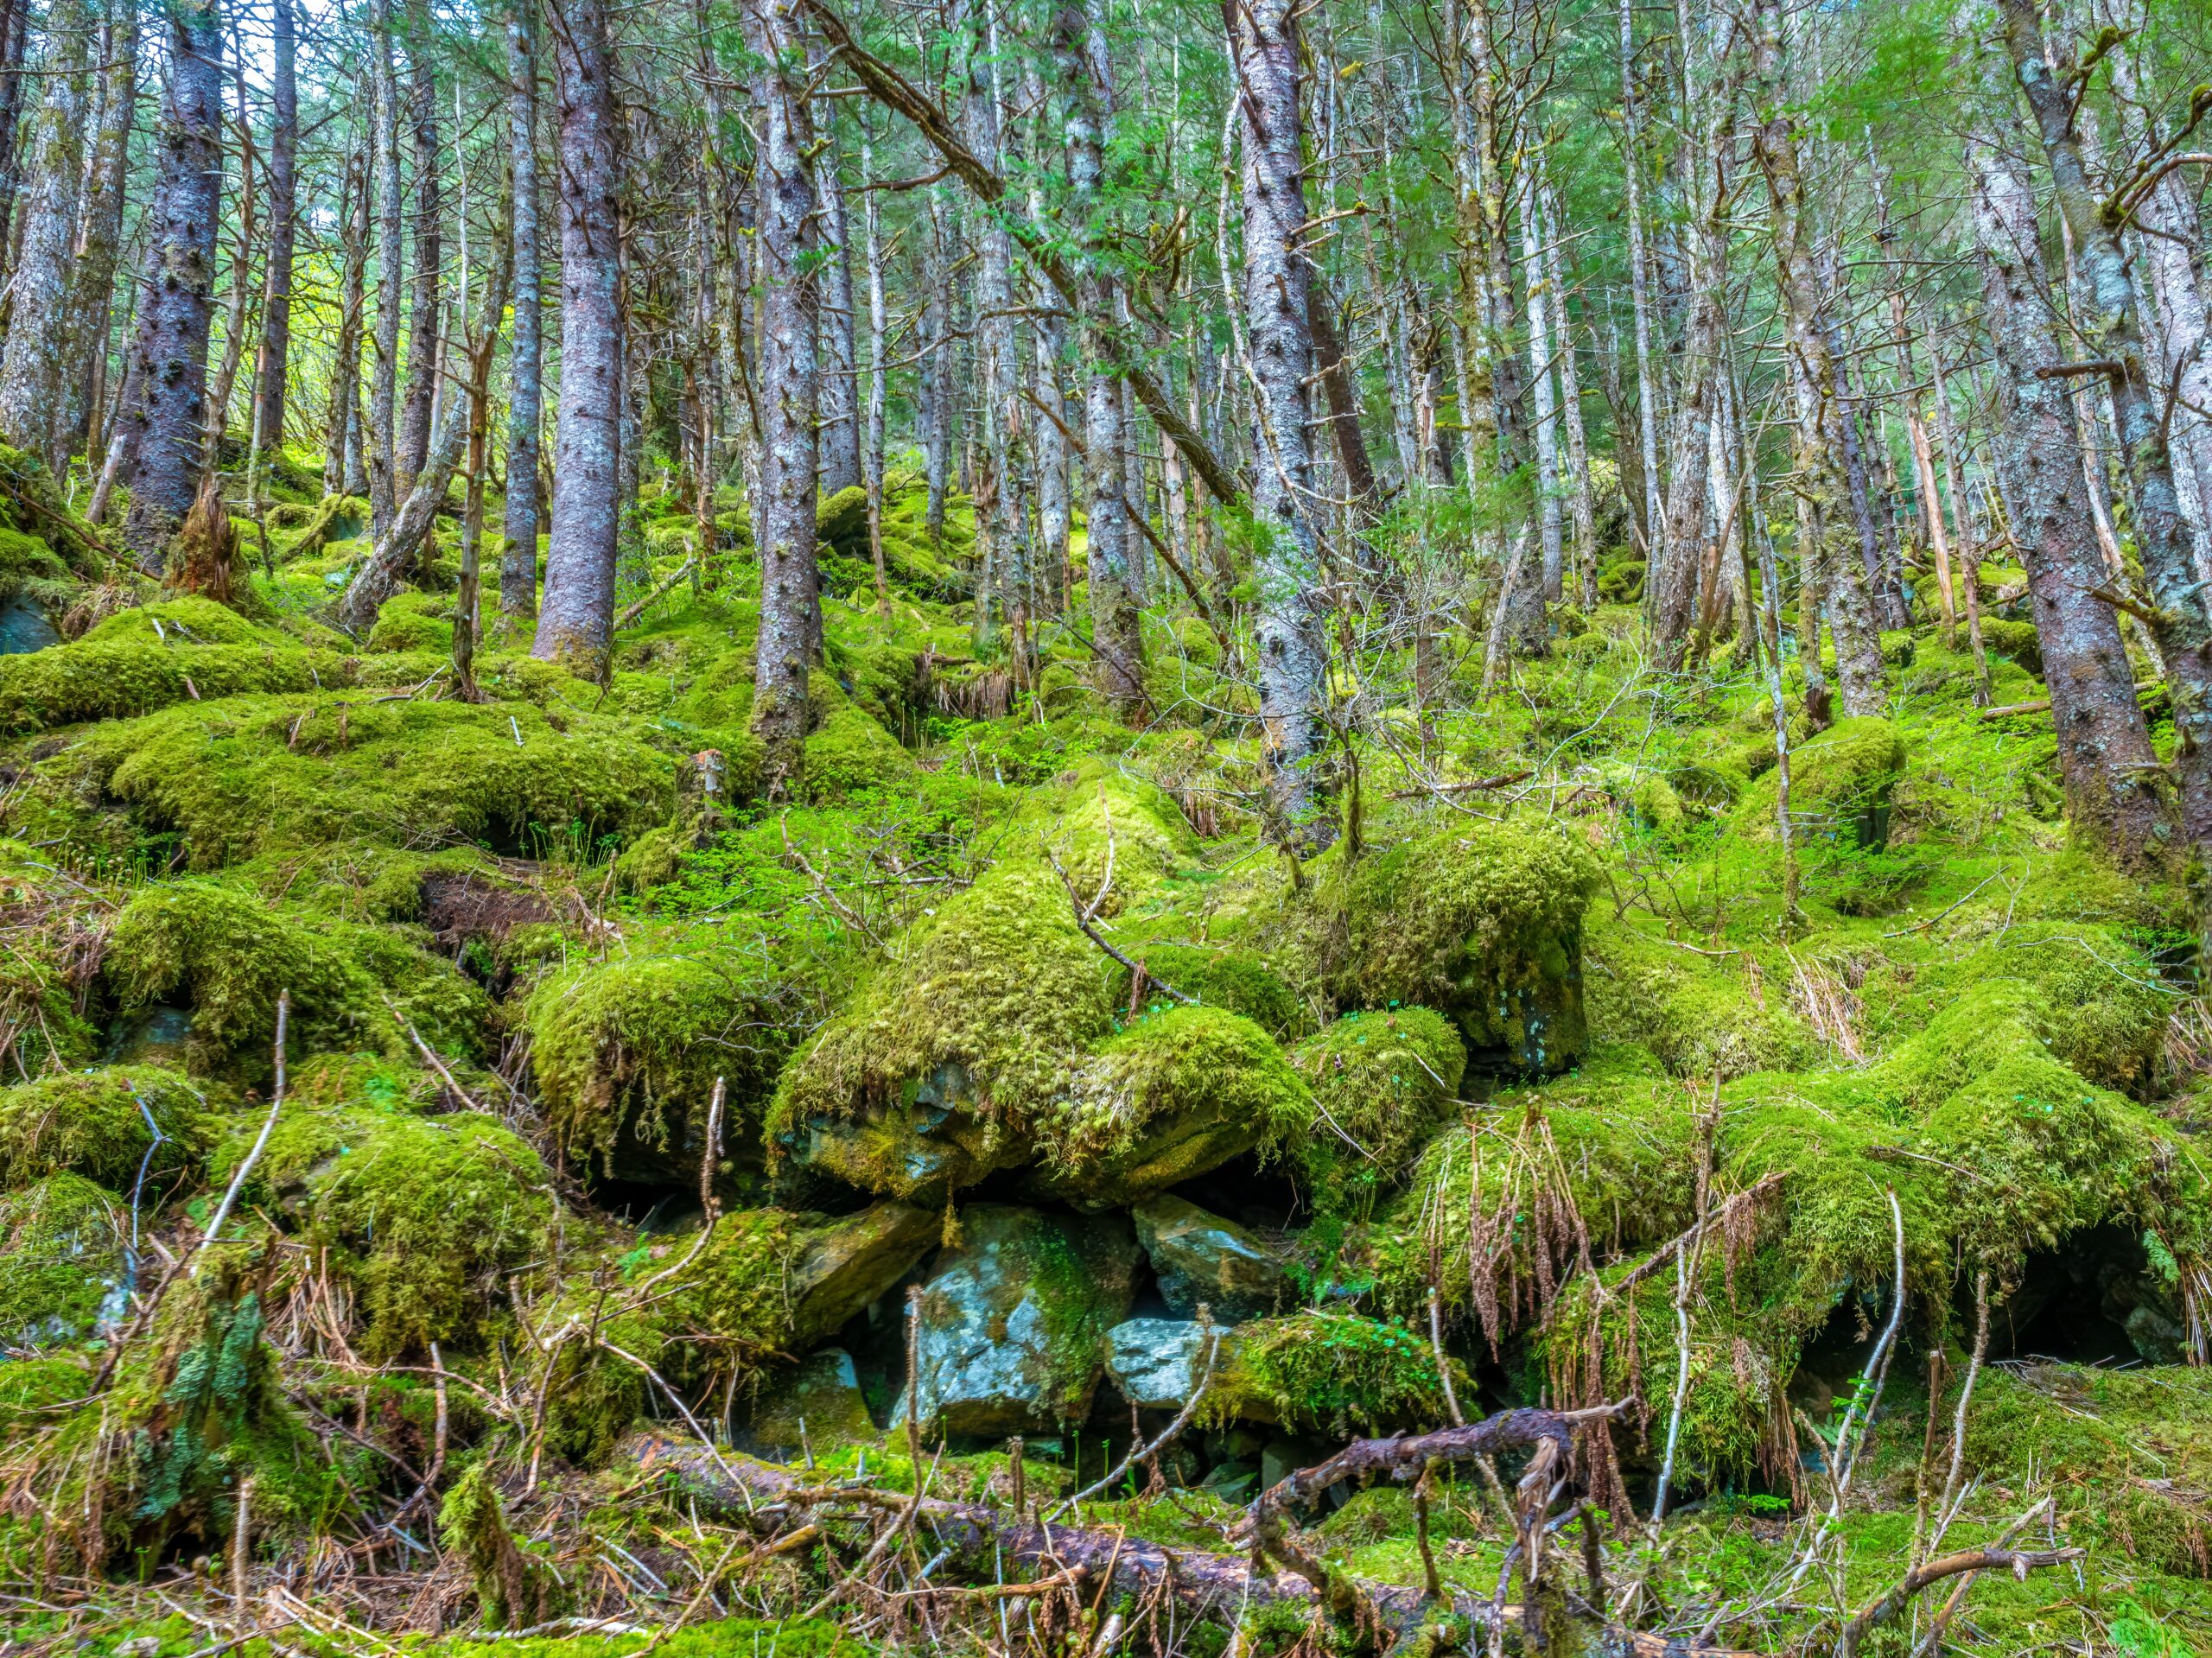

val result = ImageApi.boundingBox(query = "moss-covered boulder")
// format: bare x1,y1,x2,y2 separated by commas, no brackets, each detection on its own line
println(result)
0,1064,208,1191
783,1200,940,1348
1207,1310,1460,1436
1114,944,1309,1039
0,1172,124,1346
739,1348,880,1456
102,880,486,1077
526,948,792,1181
1324,819,1600,1074
1027,1006,1312,1210
220,1101,552,1356
804,706,917,802
903,1204,1139,1436
1288,1007,1466,1217
1104,1318,1261,1416
1736,715,1908,850
1583,923,1818,1080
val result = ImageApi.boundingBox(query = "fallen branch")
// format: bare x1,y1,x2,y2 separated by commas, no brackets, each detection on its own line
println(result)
617,559,698,630
1834,1539,2081,1657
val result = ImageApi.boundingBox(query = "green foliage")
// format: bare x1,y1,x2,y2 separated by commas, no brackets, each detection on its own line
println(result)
0,1064,208,1191
1289,1007,1466,1217
1736,715,1908,850
1226,1311,1455,1435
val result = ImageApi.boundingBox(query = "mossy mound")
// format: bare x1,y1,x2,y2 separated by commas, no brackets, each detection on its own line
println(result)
1323,818,1601,1073
804,705,917,802
102,880,487,1077
525,947,793,1179
0,1064,209,1191
0,619,346,733
1212,1311,1459,1436
1029,1005,1312,1209
1289,1007,1466,1219
0,1172,124,1346
22,693,676,870
220,1101,552,1357
1736,715,1908,850
1118,943,1309,1039
1583,922,1819,1080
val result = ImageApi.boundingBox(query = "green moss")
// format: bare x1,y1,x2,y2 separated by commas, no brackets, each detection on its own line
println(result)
438,1463,565,1628
1736,715,1908,850
1223,1311,1456,1436
773,861,1116,1136
0,1064,208,1191
525,948,790,1177
1325,818,1601,1073
0,1172,122,1345
1289,1007,1465,1218
103,880,487,1077
218,1102,552,1356
34,694,676,869
804,705,917,801
1122,944,1309,1039
1034,1005,1312,1201
1583,923,1818,1080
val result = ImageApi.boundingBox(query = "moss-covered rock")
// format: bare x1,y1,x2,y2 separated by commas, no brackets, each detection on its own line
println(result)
1132,1193,1293,1322
220,1101,553,1356
1028,1005,1312,1210
0,1064,208,1191
1211,1310,1459,1436
1288,1007,1466,1218
1324,819,1601,1073
804,705,917,801
906,1204,1139,1436
1736,715,1909,850
102,880,487,1077
0,1172,124,1346
1116,944,1309,1039
525,947,791,1180
1584,924,1818,1080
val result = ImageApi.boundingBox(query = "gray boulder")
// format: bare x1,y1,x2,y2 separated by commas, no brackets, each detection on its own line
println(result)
785,1201,939,1348
740,1349,879,1458
900,1204,1139,1436
1133,1194,1289,1322
1103,1318,1269,1420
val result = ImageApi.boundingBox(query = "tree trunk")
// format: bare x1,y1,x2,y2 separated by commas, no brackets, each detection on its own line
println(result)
1967,128,2169,868
920,185,951,550
0,0,92,470
202,53,254,461
56,3,136,473
1053,4,1143,717
1521,195,1562,603
963,16,1027,664
326,131,368,499
744,0,821,795
1618,0,1664,564
861,122,889,620
812,60,862,498
369,0,403,540
1539,176,1598,609
0,3,33,285
1230,0,1333,844
1747,0,1884,715
251,0,296,458
120,0,224,574
501,4,543,617
397,0,442,488
1999,0,2212,854
532,0,624,674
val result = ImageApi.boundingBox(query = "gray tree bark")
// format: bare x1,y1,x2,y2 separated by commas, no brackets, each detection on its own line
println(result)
325,134,367,499
251,0,297,457
811,54,862,498
743,0,821,794
501,4,543,617
532,0,624,674
397,0,442,488
120,0,224,574
369,0,404,540
58,3,137,470
0,0,93,470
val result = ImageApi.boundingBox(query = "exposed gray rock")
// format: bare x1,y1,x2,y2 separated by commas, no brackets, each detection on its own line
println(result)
785,1201,939,1348
1103,1318,1268,1420
1132,1193,1289,1322
740,1349,878,1458
899,1204,1139,1437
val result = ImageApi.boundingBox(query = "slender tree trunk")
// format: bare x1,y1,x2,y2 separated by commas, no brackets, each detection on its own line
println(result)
120,0,224,574
963,18,1027,665
1618,0,1664,564
1054,4,1143,716
861,122,890,622
325,135,368,499
0,0,92,469
251,0,296,458
1521,192,1563,603
501,5,542,616
1537,177,1597,610
744,0,820,793
1999,0,2212,854
397,0,442,487
453,224,512,699
0,4,33,284
87,314,143,524
920,185,951,549
1748,0,1884,715
533,0,624,673
57,5,135,472
369,0,403,539
1967,125,2169,868
812,58,862,498
1229,0,1333,843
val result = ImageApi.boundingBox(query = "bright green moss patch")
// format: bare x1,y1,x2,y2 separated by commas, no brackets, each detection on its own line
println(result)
804,705,917,801
1122,943,1310,1039
102,880,487,1076
0,1064,207,1191
1323,817,1600,1073
0,1172,123,1345
1584,921,1818,1080
1221,1311,1456,1435
1289,1007,1465,1218
1736,715,1908,849
525,947,791,1176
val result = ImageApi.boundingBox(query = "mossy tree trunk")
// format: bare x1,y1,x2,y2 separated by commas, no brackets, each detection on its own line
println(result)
57,5,136,472
0,0,93,472
324,136,367,502
500,2,542,619
251,0,297,461
120,0,224,576
367,0,404,543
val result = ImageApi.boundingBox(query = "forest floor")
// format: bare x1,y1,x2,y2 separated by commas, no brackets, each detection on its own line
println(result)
0,451,2207,1658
